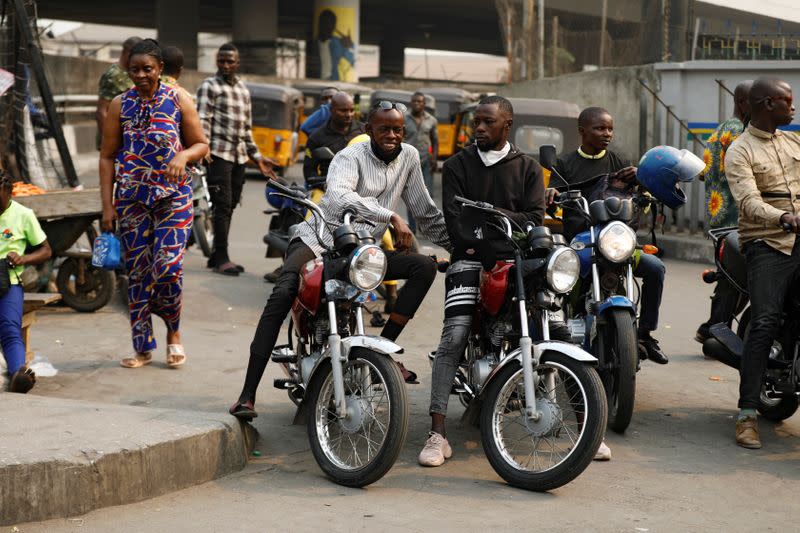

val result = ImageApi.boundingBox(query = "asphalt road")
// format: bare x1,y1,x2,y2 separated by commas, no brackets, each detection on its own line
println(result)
17,167,800,532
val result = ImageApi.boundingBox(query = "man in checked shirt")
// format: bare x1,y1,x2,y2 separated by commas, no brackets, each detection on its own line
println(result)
197,43,276,276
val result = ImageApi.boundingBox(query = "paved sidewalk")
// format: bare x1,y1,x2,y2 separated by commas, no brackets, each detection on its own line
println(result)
0,394,255,526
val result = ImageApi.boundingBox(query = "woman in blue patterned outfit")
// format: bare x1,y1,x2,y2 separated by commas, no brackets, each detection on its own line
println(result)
99,39,208,368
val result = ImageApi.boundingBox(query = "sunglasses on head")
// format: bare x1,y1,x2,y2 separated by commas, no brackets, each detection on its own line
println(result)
374,100,407,113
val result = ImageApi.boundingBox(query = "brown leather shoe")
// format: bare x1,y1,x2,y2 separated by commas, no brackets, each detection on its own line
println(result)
735,416,762,449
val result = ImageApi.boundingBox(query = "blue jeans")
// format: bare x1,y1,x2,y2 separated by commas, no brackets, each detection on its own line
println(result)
407,157,434,234
0,285,25,374
634,252,665,332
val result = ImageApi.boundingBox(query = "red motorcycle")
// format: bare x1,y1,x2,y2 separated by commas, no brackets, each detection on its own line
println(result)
433,197,607,491
267,180,408,488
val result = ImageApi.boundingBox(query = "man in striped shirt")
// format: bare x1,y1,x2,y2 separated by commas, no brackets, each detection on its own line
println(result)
196,43,274,276
230,101,451,420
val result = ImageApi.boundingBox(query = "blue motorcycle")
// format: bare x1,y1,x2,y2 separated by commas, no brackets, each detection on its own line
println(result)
539,143,704,432
540,146,651,433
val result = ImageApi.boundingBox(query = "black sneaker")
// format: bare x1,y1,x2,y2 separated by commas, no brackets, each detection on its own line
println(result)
638,332,669,365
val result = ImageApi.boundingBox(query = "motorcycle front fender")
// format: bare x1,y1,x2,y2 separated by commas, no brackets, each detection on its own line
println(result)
305,335,404,385
341,335,403,358
596,295,636,316
480,341,598,396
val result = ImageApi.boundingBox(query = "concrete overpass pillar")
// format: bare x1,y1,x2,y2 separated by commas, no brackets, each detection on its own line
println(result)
306,0,360,81
233,0,278,75
379,36,405,79
156,0,199,69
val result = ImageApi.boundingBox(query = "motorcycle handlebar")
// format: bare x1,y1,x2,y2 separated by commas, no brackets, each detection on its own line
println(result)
267,179,307,200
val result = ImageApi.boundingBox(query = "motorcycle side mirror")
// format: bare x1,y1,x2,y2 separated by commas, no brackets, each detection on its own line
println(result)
311,147,336,161
539,144,558,171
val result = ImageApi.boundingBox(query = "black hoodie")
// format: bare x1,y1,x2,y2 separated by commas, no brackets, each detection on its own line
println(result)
442,143,545,263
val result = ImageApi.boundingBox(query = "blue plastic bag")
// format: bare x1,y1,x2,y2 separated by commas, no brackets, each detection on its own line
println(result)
92,233,122,270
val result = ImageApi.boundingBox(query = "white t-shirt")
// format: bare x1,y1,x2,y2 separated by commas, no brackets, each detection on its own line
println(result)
478,142,511,167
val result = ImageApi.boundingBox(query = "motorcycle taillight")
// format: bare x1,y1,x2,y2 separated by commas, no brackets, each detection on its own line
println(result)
719,239,726,261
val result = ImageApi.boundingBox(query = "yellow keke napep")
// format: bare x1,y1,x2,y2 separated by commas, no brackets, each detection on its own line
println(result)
418,87,476,159
246,83,303,173
456,97,581,230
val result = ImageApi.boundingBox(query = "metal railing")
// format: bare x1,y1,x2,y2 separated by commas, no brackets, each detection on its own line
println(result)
31,94,96,123
638,79,708,237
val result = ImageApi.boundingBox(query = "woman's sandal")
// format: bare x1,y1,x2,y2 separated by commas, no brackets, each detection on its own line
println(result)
9,366,36,393
120,352,152,368
166,344,187,368
229,400,258,422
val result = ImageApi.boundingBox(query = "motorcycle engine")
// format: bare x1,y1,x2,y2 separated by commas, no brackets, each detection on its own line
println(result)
471,357,495,387
314,318,329,346
489,319,513,349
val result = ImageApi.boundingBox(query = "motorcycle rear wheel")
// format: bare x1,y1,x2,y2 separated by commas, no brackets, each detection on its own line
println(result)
597,309,638,434
739,310,800,421
306,348,408,488
480,352,607,492
193,199,213,258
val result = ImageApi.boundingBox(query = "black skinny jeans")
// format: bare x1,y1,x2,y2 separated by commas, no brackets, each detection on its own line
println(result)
739,238,800,409
207,156,246,265
239,239,437,404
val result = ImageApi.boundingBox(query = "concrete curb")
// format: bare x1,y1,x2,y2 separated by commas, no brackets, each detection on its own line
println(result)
0,395,257,526
645,232,714,265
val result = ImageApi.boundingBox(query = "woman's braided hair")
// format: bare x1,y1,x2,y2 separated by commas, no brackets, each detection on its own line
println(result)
129,38,163,63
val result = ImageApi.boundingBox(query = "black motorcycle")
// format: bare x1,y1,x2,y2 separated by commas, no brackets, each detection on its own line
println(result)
701,226,800,421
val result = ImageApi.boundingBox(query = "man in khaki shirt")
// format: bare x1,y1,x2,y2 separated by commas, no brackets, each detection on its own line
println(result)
725,77,800,450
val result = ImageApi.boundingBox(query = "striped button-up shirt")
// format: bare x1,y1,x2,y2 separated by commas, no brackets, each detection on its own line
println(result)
196,74,261,165
296,141,451,256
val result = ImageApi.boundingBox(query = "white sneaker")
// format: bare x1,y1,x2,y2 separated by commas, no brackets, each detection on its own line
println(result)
594,441,611,461
418,432,453,467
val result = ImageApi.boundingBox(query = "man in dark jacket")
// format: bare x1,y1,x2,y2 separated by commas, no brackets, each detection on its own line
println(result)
419,95,546,467
303,92,364,181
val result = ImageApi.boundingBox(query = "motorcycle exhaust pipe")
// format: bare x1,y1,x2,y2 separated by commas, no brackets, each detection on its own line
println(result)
702,338,741,370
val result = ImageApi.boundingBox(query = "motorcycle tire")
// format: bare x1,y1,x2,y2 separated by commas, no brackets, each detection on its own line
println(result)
598,309,638,434
758,394,799,421
306,348,409,488
193,199,214,258
738,309,799,421
55,257,115,313
480,352,607,492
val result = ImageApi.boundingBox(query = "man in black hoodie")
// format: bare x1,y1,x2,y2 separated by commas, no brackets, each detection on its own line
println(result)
419,95,546,467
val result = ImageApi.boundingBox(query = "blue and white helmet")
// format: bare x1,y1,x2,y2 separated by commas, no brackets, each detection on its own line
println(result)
637,146,705,209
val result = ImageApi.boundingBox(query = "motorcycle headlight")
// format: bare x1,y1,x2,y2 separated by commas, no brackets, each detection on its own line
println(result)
348,245,387,291
546,247,580,294
597,221,637,263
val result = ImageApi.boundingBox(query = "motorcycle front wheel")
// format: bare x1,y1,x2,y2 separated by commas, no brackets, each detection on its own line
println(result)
597,309,638,433
306,348,409,488
480,352,607,492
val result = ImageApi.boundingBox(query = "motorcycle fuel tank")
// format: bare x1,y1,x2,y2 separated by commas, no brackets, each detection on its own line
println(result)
297,258,323,315
480,261,514,316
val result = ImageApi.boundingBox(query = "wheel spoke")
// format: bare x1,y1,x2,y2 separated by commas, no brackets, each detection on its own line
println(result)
313,358,394,472
492,362,590,475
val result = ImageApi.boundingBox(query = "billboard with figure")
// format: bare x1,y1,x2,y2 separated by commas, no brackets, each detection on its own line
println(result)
312,1,359,82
